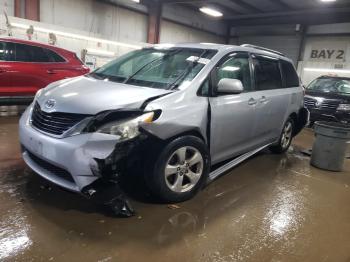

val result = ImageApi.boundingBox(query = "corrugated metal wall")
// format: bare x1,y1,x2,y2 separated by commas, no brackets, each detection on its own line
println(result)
160,20,225,44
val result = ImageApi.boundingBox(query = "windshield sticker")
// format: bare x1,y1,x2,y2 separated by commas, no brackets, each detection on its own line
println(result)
186,56,210,64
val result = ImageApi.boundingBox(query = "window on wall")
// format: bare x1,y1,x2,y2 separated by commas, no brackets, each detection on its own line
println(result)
253,56,282,90
280,60,299,87
215,52,252,92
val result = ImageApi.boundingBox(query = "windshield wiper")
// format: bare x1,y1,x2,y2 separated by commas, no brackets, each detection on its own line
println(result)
123,49,183,85
89,72,108,80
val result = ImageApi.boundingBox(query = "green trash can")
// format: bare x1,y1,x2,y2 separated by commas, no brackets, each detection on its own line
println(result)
311,121,350,171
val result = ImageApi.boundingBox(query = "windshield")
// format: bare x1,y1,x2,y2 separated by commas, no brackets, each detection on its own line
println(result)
307,78,350,94
90,48,217,89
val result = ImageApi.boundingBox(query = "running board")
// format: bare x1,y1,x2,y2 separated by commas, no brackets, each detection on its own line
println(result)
208,144,271,181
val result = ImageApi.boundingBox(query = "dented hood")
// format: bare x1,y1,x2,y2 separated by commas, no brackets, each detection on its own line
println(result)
36,76,172,115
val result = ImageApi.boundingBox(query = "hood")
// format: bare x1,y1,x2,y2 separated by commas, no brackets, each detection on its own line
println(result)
36,76,172,115
305,90,350,103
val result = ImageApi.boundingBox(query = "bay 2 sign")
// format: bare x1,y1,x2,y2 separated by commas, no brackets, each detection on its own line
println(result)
309,43,347,62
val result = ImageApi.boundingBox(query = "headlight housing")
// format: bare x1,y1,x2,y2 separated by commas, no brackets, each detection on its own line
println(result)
34,89,43,100
96,112,155,140
337,104,350,112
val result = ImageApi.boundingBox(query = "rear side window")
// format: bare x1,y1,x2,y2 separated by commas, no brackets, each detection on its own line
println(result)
280,60,299,87
14,43,64,63
253,56,282,90
0,41,15,61
44,49,66,62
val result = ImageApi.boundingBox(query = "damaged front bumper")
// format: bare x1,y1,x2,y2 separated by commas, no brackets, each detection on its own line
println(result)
19,106,147,201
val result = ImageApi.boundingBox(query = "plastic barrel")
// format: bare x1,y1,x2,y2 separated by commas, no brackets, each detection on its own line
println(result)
311,121,350,171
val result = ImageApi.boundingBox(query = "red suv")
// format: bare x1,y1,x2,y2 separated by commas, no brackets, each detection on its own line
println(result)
0,38,90,104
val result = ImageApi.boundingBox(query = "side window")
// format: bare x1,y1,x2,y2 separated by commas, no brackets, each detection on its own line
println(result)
0,41,15,61
15,43,50,62
0,41,6,61
215,53,252,92
253,56,282,90
198,78,210,96
280,60,299,87
15,43,32,62
44,49,66,62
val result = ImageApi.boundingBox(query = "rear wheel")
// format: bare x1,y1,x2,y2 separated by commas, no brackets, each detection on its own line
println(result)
270,118,294,154
146,136,210,203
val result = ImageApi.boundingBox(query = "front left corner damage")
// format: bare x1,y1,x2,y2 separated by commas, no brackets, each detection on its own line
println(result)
81,131,160,217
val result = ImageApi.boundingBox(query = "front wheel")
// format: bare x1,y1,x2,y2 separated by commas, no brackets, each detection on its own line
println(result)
270,118,294,154
146,136,210,203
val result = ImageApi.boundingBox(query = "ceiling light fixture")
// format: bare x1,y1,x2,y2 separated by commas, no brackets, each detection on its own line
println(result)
320,0,336,2
131,0,140,3
199,7,223,17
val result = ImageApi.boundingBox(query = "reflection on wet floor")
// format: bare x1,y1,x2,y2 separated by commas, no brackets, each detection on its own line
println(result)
0,116,350,261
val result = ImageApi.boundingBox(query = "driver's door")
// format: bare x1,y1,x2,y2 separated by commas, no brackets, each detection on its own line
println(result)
209,52,259,164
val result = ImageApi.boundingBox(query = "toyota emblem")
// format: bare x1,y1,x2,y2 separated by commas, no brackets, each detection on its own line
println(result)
45,99,56,109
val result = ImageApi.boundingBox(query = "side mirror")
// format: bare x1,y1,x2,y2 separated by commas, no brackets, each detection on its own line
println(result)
217,78,244,94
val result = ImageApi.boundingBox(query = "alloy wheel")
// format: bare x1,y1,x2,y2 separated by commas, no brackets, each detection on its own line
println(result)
164,146,204,193
281,121,292,149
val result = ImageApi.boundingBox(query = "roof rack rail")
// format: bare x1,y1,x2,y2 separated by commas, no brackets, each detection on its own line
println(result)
240,44,285,57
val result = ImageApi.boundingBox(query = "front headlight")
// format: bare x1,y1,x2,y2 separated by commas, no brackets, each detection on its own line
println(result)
96,112,155,140
337,104,350,112
34,89,43,100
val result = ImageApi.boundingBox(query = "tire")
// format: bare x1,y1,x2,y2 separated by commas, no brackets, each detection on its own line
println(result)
146,136,210,203
270,117,295,154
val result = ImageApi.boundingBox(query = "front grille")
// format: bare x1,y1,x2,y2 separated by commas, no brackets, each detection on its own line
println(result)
26,149,75,183
31,102,88,136
304,97,341,111
320,100,339,110
304,97,316,108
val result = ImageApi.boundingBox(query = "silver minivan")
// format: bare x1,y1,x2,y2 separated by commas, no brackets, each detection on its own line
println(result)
19,43,308,203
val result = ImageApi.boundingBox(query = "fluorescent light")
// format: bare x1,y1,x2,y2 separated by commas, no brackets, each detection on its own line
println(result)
304,68,350,74
131,0,140,2
11,22,142,49
320,0,336,2
199,7,223,17
86,48,115,57
222,66,240,72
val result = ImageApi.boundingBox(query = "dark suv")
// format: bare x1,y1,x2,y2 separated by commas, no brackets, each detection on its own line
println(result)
304,76,350,125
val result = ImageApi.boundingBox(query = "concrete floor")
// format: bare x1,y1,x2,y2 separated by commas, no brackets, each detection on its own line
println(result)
0,116,350,262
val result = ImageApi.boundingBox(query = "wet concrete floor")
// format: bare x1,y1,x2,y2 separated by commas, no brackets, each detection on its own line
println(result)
0,116,350,262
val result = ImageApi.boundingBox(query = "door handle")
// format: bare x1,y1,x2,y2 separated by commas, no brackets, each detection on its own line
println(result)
248,98,257,105
47,70,57,74
260,96,268,103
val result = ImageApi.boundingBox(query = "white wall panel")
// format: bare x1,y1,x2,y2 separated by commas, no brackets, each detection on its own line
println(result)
160,20,225,44
0,0,14,16
298,36,350,85
40,0,148,43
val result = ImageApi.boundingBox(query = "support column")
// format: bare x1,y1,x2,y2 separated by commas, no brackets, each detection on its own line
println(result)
147,1,162,44
14,0,23,18
25,0,40,21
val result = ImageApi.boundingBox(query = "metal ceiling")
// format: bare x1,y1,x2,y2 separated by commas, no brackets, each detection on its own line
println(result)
160,0,350,26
